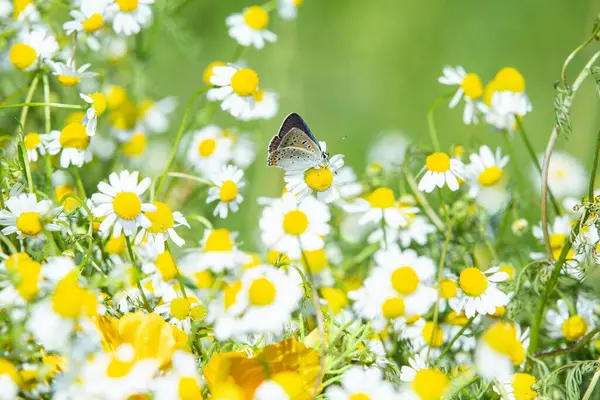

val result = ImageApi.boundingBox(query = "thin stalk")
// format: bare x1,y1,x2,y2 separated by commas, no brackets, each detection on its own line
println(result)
561,23,600,90
535,326,600,359
42,74,53,193
125,236,152,312
404,168,444,231
582,357,600,400
72,168,87,199
167,172,213,186
438,317,475,360
0,102,84,110
589,128,600,202
155,86,209,199
18,75,40,132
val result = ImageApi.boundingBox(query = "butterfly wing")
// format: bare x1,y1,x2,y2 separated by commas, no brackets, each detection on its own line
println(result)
267,147,322,170
268,113,321,153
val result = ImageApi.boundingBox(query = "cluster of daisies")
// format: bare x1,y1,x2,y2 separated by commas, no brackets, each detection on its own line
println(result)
1,1,600,400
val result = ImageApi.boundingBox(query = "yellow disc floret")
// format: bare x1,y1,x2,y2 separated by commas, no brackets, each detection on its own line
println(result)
16,212,42,236
283,210,309,236
381,297,405,319
230,68,259,97
478,166,502,186
249,277,276,306
115,0,139,12
422,322,444,347
368,187,395,209
198,138,216,157
145,201,174,234
561,315,588,341
83,13,104,33
391,266,419,295
243,6,269,30
426,152,451,173
412,368,450,400
10,43,37,70
460,73,483,100
494,67,526,93
305,166,334,192
24,132,41,150
459,267,488,297
170,298,191,320
220,180,239,202
511,373,538,400
112,192,142,220
204,229,233,252
60,123,90,150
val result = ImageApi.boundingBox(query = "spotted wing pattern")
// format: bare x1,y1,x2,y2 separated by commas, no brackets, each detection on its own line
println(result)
268,113,321,153
267,147,322,170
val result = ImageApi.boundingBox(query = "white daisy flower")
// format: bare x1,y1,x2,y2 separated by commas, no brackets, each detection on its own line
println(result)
43,124,93,168
475,321,522,382
206,277,246,340
484,91,532,132
208,64,260,119
207,164,245,219
546,296,597,342
238,89,279,121
531,215,583,276
184,229,247,274
226,5,277,49
23,131,47,162
48,60,98,87
152,351,203,400
418,152,463,192
80,92,108,135
493,373,539,400
438,65,486,124
351,187,419,229
259,193,330,260
62,0,109,50
450,267,509,318
465,145,511,214
186,125,232,176
137,97,177,134
109,0,155,36
0,252,42,311
135,201,189,253
154,292,200,333
399,354,450,400
533,151,586,200
0,193,61,240
91,170,156,238
278,0,303,20
367,131,408,171
6,0,39,22
284,152,345,203
9,27,58,71
326,366,399,400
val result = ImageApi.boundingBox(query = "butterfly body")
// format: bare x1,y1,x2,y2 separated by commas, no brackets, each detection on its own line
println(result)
267,113,328,169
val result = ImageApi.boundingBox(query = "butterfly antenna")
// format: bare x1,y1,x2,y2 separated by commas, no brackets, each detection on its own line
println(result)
337,135,348,143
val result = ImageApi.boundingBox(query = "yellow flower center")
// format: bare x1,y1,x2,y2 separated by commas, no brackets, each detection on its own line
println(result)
549,233,566,250
301,248,327,273
204,229,233,252
178,377,202,400
194,270,214,289
115,0,139,12
271,372,303,398
349,394,370,400
198,138,216,157
511,341,526,366
230,68,259,97
562,315,588,341
112,192,142,220
122,132,147,158
144,201,174,234
422,322,444,347
493,306,506,318
24,132,40,150
170,298,191,320
425,152,451,173
249,277,276,306
368,187,395,209
83,13,104,32
57,75,81,87
5,253,33,271
223,280,242,309
190,305,206,320
459,267,488,297
460,73,483,100
13,0,33,18
252,89,265,102
16,260,41,301
483,322,517,356
107,86,127,109
499,265,515,280
494,67,526,93
282,210,309,236
391,266,419,295
9,43,36,70
439,279,458,299
156,251,177,281
243,6,270,30
412,368,450,400
381,297,405,319
105,235,126,255
445,311,469,326
220,180,239,202
51,271,97,318
0,359,21,386
203,61,226,85
511,373,537,400
16,212,42,236
89,93,107,116
304,166,334,192
478,166,502,186
321,287,347,315
66,111,85,125
55,184,77,211
60,123,90,150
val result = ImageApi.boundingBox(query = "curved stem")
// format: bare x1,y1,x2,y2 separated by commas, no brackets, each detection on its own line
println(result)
155,86,209,199
540,126,559,260
0,102,84,110
561,24,600,90
125,236,152,312
588,128,600,202
167,172,213,186
535,326,600,359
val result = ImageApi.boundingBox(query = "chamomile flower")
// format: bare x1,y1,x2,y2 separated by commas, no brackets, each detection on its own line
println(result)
326,366,398,400
278,0,303,20
109,0,155,36
44,124,93,168
91,170,156,237
465,145,510,213
356,187,419,229
238,89,279,121
62,0,109,50
187,229,247,273
418,152,463,192
48,61,98,87
80,92,108,135
284,152,345,203
152,351,203,400
0,193,61,240
476,321,522,382
485,91,532,132
438,65,485,124
9,27,58,71
259,193,330,259
206,165,245,219
208,64,261,118
136,97,177,134
226,5,277,49
23,132,46,162
135,201,189,253
450,267,509,318
530,215,583,275
533,151,586,200
493,373,539,400
546,296,597,342
399,354,450,400
186,125,232,176
154,294,201,333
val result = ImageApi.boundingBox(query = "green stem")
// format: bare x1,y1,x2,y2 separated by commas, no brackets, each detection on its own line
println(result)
438,317,475,360
427,93,452,152
167,172,214,186
404,168,445,231
561,23,600,90
0,102,84,110
155,86,209,199
588,128,600,202
72,168,87,199
125,236,152,312
582,357,600,400
42,74,53,193
535,326,600,359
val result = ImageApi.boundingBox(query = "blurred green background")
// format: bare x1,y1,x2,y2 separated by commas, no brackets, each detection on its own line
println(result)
147,0,600,233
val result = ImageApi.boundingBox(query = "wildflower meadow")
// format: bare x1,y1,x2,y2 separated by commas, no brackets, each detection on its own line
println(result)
2,1,600,399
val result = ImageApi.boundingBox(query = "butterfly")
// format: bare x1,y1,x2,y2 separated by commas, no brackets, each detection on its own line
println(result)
267,113,329,170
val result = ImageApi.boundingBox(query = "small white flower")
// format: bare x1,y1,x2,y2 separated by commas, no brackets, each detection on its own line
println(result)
43,124,93,168
284,151,345,203
238,89,279,121
399,354,450,400
184,229,247,274
63,0,109,50
349,187,418,229
226,5,277,49
546,296,597,342
533,151,587,200
135,201,189,253
91,170,156,237
48,61,98,87
0,193,61,240
23,132,47,162
80,92,108,135
186,125,232,176
465,145,510,214
207,165,245,219
438,65,486,124
9,27,58,71
109,0,155,36
450,267,509,318
418,152,463,192
484,91,532,132
208,64,260,119
326,366,398,400
278,0,303,20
